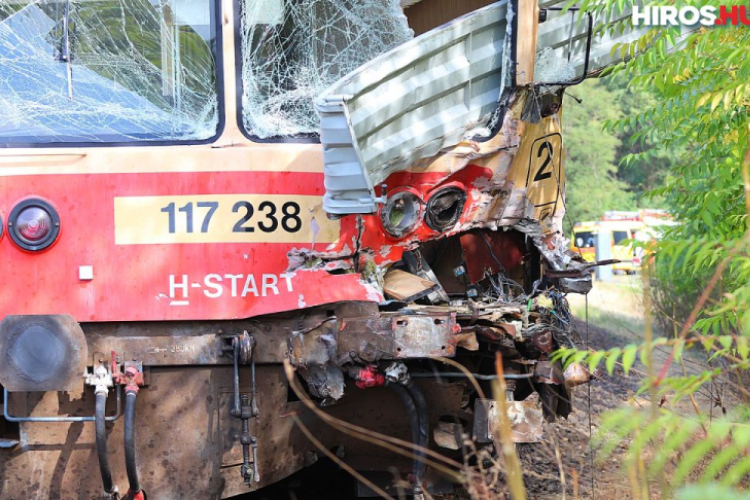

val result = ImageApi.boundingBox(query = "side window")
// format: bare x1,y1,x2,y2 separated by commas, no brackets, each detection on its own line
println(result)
612,231,629,245
575,231,594,248
0,0,219,144
238,0,412,139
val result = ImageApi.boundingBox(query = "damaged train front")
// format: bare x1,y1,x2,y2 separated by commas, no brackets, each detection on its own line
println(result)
283,0,601,482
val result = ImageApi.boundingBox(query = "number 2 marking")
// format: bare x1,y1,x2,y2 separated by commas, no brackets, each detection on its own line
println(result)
533,141,554,182
232,201,255,233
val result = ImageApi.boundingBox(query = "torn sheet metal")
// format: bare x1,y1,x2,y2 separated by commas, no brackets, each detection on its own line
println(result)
563,362,594,390
316,0,513,213
473,398,544,444
300,90,591,298
514,219,593,294
287,311,461,366
433,421,462,450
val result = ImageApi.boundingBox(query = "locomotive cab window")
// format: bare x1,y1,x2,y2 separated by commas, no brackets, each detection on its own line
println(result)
0,0,220,144
238,0,412,140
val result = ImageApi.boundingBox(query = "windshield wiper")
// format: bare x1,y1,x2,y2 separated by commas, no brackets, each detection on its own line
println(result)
57,0,73,100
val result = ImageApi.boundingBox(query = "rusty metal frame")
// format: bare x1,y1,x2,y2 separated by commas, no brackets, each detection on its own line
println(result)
3,386,122,423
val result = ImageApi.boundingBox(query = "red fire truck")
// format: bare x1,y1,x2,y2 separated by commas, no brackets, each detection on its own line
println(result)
0,0,619,497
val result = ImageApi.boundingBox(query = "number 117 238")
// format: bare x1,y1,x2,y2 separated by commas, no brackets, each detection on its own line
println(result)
160,200,302,234
114,194,340,245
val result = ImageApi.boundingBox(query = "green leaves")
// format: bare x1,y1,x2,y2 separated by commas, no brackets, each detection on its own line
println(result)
587,350,606,373
678,485,750,500
605,347,621,375
573,1,750,497
622,344,638,374
592,403,750,495
554,339,673,377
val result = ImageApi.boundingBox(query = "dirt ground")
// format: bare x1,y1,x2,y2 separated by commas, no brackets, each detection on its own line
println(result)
444,276,709,500
438,316,645,500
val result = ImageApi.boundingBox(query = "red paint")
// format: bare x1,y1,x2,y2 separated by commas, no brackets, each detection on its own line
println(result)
123,490,146,500
111,351,145,392
459,230,526,284
0,164,492,322
359,165,495,264
351,365,385,389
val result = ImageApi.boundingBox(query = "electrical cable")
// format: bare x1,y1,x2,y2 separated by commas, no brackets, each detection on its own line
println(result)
587,294,595,500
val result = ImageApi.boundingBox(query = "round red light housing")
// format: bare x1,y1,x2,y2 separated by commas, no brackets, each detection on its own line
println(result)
8,199,60,251
17,207,52,242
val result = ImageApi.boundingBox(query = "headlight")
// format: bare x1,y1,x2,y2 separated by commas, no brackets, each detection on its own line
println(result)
8,199,60,251
380,190,424,238
425,186,466,232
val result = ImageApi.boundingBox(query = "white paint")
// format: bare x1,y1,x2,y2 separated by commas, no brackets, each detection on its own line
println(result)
170,274,189,298
262,274,279,296
78,265,94,281
204,274,223,298
168,272,296,305
241,275,258,298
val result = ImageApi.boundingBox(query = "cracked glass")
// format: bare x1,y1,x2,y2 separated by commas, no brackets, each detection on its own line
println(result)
0,0,219,144
239,0,412,139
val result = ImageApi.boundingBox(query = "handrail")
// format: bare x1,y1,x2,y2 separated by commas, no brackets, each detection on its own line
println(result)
3,386,122,423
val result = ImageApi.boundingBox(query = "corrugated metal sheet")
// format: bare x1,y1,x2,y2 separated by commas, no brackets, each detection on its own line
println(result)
536,4,641,81
317,0,512,214
316,0,692,215
536,2,697,81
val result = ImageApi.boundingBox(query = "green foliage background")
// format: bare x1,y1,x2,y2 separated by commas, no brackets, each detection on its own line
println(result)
563,79,634,224
563,75,672,225
559,0,750,497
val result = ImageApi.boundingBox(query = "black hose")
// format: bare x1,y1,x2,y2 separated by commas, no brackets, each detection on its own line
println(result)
405,382,429,495
124,391,141,494
385,383,421,493
231,338,240,417
95,392,115,496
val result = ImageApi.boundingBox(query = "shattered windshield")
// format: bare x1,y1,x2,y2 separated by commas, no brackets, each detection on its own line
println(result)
239,0,412,139
0,0,219,144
